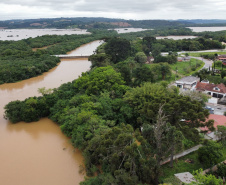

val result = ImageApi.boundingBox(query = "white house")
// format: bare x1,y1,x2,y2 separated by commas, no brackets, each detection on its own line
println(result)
195,81,226,99
175,76,200,90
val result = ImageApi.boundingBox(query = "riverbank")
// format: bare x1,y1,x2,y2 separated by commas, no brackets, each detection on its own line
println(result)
0,41,102,185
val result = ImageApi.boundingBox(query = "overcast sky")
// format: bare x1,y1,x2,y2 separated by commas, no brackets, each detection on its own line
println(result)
1,0,226,21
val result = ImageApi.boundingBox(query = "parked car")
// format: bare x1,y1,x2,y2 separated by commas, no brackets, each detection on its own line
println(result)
205,106,214,114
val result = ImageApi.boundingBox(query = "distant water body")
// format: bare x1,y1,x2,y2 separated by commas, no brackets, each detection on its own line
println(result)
0,29,90,41
187,27,226,32
109,28,150,33
156,36,197,40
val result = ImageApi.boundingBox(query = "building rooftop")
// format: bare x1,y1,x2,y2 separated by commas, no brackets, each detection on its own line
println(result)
196,82,226,94
200,114,226,133
218,54,226,58
174,172,196,184
176,76,199,83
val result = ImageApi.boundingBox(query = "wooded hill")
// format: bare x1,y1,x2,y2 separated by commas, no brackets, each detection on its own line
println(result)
2,17,226,29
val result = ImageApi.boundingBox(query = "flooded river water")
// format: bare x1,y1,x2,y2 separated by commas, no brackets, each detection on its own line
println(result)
0,29,90,41
0,40,102,185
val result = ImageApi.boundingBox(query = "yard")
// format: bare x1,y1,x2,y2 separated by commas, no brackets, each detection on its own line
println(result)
188,51,226,57
161,144,226,184
170,58,204,76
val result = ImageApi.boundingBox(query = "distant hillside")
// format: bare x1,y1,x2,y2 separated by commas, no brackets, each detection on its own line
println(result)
177,19,226,24
0,17,188,29
1,17,226,29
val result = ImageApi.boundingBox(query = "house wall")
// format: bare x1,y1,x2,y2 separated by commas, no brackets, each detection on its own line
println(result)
176,81,198,90
204,90,225,98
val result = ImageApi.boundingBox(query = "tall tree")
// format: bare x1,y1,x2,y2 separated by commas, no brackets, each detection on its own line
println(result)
142,105,183,184
134,52,147,64
105,37,131,63
151,43,165,58
142,36,156,56
124,83,213,138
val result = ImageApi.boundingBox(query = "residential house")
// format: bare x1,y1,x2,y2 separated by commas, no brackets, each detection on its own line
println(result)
218,55,226,65
195,81,226,99
175,76,200,90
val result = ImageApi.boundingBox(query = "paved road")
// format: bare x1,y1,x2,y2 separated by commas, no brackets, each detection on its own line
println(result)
190,56,213,70
162,48,226,57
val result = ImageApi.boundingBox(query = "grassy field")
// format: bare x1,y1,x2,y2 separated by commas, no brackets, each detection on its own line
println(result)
170,58,204,76
148,59,204,83
161,145,226,183
188,51,226,57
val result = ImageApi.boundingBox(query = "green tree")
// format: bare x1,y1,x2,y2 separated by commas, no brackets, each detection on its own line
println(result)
189,169,223,185
158,63,171,80
194,68,209,81
166,54,177,64
180,90,210,106
198,141,223,168
220,70,226,79
105,37,131,63
124,83,213,139
151,43,165,58
216,125,226,145
134,52,147,64
216,163,226,178
142,105,183,184
142,36,156,56
84,124,139,177
133,65,154,86
88,53,111,68
74,66,127,96
4,100,24,123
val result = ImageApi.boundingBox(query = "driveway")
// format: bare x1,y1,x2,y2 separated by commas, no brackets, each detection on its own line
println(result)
206,102,226,115
190,56,213,70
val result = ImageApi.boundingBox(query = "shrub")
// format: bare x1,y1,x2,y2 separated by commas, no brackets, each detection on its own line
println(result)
198,141,223,168
216,163,226,178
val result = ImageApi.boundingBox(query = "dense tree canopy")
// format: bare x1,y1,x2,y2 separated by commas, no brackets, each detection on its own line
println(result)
105,37,131,63
3,28,225,185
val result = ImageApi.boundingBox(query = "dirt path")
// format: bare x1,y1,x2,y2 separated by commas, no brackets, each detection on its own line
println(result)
160,144,203,165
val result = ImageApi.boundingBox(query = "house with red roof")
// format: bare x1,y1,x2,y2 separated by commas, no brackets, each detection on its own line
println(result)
218,55,226,65
200,114,226,140
195,81,226,99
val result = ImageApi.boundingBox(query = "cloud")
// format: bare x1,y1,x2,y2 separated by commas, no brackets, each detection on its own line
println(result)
1,0,226,20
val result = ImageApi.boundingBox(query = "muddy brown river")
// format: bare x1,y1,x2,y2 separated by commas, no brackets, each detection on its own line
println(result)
0,40,102,185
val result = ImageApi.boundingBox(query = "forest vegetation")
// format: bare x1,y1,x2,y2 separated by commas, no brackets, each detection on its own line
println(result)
4,30,226,184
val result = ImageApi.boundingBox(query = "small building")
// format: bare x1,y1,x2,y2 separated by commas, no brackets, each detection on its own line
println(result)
146,56,154,63
175,76,200,90
174,172,196,184
195,82,226,99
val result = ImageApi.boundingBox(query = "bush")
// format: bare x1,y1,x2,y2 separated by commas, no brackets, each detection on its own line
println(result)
182,138,195,149
216,163,226,178
198,141,223,168
191,66,196,71
215,60,223,68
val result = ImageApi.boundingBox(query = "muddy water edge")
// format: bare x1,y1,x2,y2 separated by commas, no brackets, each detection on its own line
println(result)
0,40,102,185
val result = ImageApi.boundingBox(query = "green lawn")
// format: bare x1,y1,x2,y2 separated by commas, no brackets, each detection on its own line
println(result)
188,51,226,57
170,59,204,76
161,145,226,182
